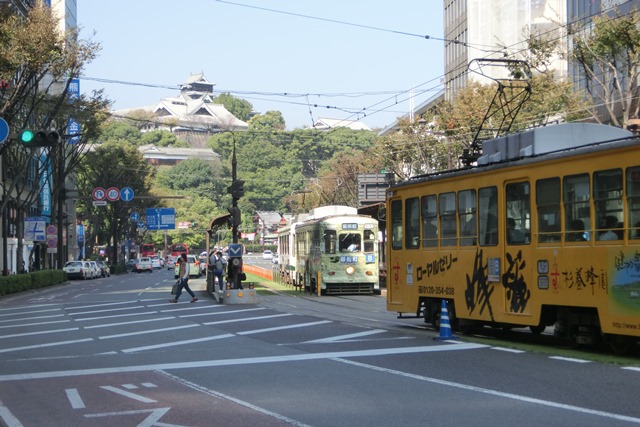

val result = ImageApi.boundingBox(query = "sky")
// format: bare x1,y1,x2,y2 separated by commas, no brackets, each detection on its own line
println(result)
78,1,445,131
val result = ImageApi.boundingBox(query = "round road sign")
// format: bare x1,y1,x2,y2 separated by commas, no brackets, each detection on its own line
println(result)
0,118,9,143
92,187,106,201
106,187,120,202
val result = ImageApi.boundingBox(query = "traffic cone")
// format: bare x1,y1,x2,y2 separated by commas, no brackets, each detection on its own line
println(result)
434,299,457,340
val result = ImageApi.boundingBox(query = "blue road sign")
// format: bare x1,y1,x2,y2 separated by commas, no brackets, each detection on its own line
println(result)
130,212,140,222
121,187,134,202
145,208,175,230
228,243,243,258
0,117,8,143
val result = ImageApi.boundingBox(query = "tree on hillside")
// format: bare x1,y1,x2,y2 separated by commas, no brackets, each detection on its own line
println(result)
141,129,189,147
213,93,253,122
249,111,286,132
98,121,142,145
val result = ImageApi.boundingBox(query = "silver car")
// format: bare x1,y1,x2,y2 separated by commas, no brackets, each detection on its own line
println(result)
63,261,91,280
88,261,100,279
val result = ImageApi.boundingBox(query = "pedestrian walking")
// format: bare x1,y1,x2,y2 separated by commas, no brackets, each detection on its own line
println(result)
170,253,198,303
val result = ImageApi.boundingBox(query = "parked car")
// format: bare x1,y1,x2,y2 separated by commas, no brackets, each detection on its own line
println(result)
126,259,138,272
272,252,279,264
262,250,273,260
63,261,91,280
88,261,101,279
135,257,153,273
150,256,162,269
174,254,201,279
95,260,110,277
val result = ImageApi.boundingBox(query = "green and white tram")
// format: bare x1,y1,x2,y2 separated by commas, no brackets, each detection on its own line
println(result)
277,206,380,295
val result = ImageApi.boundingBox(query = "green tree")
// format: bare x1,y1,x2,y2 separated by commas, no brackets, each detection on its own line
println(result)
98,121,142,145
213,93,253,122
570,8,640,127
75,141,155,262
0,4,109,270
141,129,189,147
248,111,286,131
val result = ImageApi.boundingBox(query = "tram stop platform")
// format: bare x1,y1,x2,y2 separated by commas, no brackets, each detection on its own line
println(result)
212,287,258,304
198,274,258,304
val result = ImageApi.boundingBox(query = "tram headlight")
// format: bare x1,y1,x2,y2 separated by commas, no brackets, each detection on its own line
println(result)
345,266,355,275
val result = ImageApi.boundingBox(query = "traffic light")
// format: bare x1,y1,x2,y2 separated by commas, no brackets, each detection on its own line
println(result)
227,206,241,228
227,180,245,200
18,130,59,147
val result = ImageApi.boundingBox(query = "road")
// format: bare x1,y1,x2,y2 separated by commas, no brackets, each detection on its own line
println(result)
0,269,640,426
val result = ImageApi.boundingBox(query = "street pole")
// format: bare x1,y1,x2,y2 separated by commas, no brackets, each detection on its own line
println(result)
56,139,64,268
231,135,239,290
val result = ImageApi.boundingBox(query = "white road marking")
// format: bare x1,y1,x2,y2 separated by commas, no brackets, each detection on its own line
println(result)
162,371,311,427
0,307,60,318
65,388,85,409
0,314,65,324
0,343,487,380
549,356,591,363
0,327,79,339
335,358,640,424
203,313,293,325
0,319,70,329
122,333,236,353
84,317,175,329
72,311,159,321
99,324,198,340
85,408,180,427
0,399,24,427
303,329,386,343
491,347,526,353
0,338,93,354
100,385,156,403
238,320,332,335
176,307,264,318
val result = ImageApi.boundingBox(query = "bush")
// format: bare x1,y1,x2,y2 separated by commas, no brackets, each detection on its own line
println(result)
0,270,66,296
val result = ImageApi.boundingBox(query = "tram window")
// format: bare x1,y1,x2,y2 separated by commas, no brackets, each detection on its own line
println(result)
439,192,457,246
537,178,561,242
626,166,640,239
324,230,336,254
478,187,498,246
594,169,622,240
506,182,530,245
391,199,403,250
458,189,477,246
339,233,361,252
406,197,420,249
421,195,438,248
364,229,375,252
564,173,591,241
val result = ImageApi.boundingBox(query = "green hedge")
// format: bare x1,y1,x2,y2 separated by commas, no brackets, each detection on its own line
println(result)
0,270,67,296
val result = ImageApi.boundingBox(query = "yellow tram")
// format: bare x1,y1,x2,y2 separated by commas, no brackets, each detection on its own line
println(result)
386,123,640,352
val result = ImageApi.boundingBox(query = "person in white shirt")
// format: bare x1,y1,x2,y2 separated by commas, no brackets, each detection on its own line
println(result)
170,253,198,303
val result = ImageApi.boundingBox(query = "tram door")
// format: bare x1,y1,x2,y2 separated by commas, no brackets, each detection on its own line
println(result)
503,180,532,316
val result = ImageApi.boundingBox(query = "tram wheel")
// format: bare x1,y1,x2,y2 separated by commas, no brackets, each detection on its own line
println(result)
529,324,546,334
607,335,633,355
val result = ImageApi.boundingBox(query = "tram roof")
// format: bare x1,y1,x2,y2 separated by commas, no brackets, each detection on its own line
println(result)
477,123,632,166
395,123,637,189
